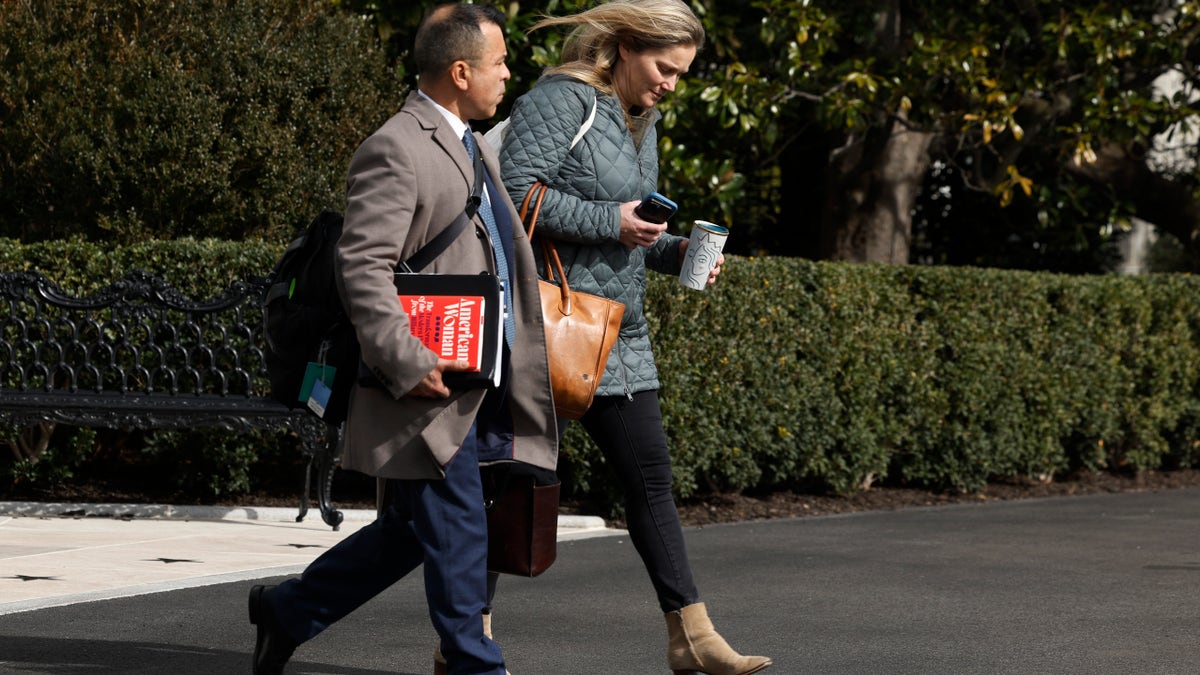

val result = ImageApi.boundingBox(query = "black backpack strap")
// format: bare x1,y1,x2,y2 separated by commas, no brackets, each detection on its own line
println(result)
399,149,485,274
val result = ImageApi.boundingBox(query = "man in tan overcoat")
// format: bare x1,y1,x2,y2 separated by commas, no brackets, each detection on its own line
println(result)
247,5,556,674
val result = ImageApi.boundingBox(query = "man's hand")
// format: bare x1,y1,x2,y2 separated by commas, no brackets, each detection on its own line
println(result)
407,358,475,398
618,201,669,249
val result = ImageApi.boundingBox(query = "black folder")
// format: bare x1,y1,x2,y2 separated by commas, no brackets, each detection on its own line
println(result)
394,273,503,389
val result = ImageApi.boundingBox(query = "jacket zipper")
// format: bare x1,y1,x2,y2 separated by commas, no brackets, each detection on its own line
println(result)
617,339,633,401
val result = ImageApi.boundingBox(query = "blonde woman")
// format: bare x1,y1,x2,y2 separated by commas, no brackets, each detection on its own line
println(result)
495,1,772,673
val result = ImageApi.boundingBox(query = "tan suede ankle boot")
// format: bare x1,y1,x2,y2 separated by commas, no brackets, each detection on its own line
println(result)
665,603,772,675
434,614,501,675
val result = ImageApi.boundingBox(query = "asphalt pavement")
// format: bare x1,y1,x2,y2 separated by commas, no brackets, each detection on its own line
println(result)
2,487,1199,674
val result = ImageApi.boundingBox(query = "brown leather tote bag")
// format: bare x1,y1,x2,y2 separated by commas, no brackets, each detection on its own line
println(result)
519,182,625,419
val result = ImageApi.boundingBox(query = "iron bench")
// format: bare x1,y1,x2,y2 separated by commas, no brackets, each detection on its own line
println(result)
0,269,344,528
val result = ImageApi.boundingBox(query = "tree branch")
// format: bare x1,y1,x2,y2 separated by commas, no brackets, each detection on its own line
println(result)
1069,141,1200,252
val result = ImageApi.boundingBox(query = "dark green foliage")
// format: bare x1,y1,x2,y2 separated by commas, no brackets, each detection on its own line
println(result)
3,241,1199,507
141,430,261,500
5,427,96,490
636,258,1200,498
0,236,279,296
0,0,402,244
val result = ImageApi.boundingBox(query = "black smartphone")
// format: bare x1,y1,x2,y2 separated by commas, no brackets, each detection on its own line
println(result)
635,191,678,224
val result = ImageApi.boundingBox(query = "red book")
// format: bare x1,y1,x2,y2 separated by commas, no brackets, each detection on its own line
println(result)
394,273,503,389
400,293,486,371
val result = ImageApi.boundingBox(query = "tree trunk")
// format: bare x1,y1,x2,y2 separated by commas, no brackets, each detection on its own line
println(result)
7,421,54,463
821,117,935,263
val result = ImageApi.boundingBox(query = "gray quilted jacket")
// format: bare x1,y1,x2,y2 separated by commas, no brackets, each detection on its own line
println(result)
498,76,684,398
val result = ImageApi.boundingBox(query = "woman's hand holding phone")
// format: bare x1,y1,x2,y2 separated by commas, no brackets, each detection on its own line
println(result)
619,200,669,249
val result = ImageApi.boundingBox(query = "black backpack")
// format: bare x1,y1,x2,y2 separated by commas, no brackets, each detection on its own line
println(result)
262,148,485,425
262,210,359,425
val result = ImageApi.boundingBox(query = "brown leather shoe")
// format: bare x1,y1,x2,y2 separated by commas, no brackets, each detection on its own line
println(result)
249,584,297,675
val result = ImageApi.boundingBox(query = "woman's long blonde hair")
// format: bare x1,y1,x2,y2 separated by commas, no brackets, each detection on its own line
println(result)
532,0,705,95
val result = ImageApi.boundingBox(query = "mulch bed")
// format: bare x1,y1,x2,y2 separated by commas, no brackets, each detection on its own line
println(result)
8,467,1200,529
670,468,1200,527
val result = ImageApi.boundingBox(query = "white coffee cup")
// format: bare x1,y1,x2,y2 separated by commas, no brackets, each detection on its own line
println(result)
678,220,729,291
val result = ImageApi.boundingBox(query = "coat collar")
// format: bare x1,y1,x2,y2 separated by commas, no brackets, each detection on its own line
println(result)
403,91,473,185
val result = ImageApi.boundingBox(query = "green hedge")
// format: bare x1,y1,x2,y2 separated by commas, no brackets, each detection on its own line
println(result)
3,240,1199,507
0,0,401,244
0,237,278,297
638,258,1200,498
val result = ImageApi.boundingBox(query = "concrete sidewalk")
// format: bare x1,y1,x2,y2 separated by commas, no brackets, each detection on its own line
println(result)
2,488,1199,673
0,502,613,616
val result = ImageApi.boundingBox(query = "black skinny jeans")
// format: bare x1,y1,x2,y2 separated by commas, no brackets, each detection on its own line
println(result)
579,390,701,612
482,386,700,612
487,390,700,613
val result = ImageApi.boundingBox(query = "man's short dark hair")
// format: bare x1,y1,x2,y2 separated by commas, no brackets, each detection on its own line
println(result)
414,3,506,78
